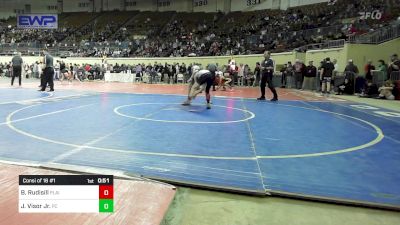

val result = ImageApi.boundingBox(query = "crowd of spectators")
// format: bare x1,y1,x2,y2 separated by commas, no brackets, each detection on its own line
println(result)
129,0,397,56
276,53,400,100
0,24,72,45
0,0,398,57
0,60,104,81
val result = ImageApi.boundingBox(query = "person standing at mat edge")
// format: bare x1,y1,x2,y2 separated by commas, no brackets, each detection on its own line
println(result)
320,57,335,96
258,51,278,101
39,51,54,92
11,52,23,87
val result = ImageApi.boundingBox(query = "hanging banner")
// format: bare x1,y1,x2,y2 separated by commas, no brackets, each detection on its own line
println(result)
17,14,58,29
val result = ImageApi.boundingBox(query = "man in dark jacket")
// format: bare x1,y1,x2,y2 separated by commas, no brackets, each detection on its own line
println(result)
302,61,317,91
364,60,375,81
39,50,55,92
294,59,305,89
11,52,23,86
253,62,261,87
388,54,400,80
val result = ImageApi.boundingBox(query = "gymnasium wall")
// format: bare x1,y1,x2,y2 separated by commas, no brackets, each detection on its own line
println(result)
0,0,58,19
346,38,400,70
192,0,227,13
1,39,398,70
157,0,192,12
288,0,327,8
104,0,123,11
306,47,347,70
125,0,158,11
0,51,299,70
230,0,278,12
270,0,330,11
63,0,91,12
0,0,15,18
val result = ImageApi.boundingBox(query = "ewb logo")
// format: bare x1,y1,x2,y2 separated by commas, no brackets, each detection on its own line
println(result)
17,14,58,29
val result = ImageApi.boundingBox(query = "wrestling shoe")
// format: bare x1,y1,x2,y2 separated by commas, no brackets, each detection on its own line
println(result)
182,100,191,106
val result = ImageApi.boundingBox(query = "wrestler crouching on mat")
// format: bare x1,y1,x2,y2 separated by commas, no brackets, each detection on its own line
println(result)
182,65,218,109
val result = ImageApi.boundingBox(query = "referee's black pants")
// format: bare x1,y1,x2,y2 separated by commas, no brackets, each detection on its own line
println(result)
41,67,54,91
260,73,278,99
11,66,22,86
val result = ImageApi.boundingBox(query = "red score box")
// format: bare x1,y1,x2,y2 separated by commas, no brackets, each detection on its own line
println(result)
99,185,113,199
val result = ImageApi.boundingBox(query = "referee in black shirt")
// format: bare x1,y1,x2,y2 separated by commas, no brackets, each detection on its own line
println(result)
39,50,55,92
11,52,23,86
258,51,278,101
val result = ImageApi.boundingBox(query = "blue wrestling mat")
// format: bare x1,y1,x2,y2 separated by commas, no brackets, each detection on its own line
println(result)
1,88,399,209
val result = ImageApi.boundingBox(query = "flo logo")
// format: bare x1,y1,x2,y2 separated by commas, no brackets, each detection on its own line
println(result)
359,10,383,20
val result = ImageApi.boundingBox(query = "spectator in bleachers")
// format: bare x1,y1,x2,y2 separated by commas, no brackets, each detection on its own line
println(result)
69,63,74,75
378,80,395,100
333,59,339,77
33,62,39,79
364,60,375,81
360,80,379,98
72,64,78,79
161,63,170,83
253,62,261,87
377,59,388,80
135,64,142,79
60,60,66,76
243,64,253,86
38,62,43,79
285,61,294,88
344,59,359,74
336,60,357,95
238,63,245,85
303,61,317,91
85,64,92,73
337,72,355,95
393,81,400,100
0,0,396,60
294,59,305,89
388,54,400,80
23,63,29,78
54,60,60,80
2,0,395,58
179,63,188,81
174,63,180,82
228,60,238,86
0,63,4,77
280,63,288,88
6,62,12,77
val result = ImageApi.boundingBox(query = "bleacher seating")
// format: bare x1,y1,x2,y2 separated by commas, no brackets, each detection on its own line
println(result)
0,0,398,57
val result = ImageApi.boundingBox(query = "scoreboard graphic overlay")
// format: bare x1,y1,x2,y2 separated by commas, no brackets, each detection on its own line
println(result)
19,175,113,213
